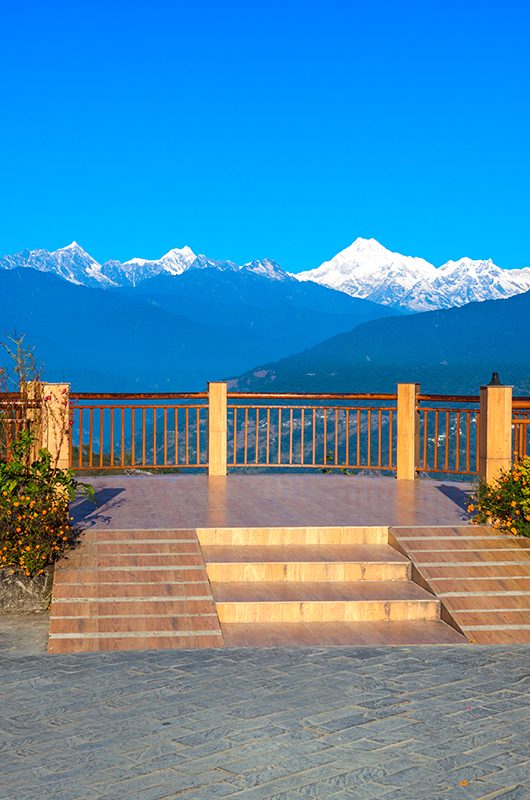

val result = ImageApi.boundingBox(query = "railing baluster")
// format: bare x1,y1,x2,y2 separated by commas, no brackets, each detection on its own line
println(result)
99,406,105,467
185,407,189,466
312,408,316,466
131,408,135,467
196,407,200,466
445,410,450,472
289,407,294,465
110,408,115,468
301,407,305,466
334,408,339,466
164,408,168,466
277,407,282,465
255,407,259,465
88,408,94,468
78,407,84,468
345,409,350,467
121,408,125,467
244,407,249,466
266,407,271,465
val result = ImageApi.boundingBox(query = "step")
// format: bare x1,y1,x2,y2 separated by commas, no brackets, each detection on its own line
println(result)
222,620,466,647
197,526,388,547
212,580,440,623
202,544,410,582
48,631,223,654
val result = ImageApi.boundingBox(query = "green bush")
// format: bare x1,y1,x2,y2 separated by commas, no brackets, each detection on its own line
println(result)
0,431,94,576
468,457,530,538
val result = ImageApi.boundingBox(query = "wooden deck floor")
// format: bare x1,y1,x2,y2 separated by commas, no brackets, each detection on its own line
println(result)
71,474,470,530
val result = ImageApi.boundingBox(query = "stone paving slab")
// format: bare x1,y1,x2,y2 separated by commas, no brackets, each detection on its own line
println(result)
0,644,529,799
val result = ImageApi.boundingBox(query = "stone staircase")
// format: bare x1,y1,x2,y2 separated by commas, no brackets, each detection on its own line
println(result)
48,529,223,653
48,524,466,652
197,526,465,647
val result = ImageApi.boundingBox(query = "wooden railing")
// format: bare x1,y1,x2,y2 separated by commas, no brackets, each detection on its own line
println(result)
69,393,208,471
417,395,480,476
3,382,529,481
0,392,39,460
513,398,530,462
227,393,396,471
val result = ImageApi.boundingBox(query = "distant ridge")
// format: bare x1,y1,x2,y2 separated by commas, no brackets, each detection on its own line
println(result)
2,237,530,310
232,288,530,394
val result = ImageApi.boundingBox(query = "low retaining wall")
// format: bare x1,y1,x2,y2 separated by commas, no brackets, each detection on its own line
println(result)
0,567,54,613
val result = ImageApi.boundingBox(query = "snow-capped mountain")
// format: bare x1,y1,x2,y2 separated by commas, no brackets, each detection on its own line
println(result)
295,237,530,311
99,246,197,286
0,242,115,288
0,243,291,288
2,237,530,309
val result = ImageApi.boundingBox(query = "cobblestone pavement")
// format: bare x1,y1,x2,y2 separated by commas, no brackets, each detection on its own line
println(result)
1,645,530,799
0,612,49,656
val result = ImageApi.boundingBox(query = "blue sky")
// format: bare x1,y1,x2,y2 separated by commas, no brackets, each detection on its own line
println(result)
1,0,529,271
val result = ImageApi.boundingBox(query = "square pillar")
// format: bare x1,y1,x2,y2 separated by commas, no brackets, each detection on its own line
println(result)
41,383,71,470
396,383,420,480
208,382,227,476
479,383,512,483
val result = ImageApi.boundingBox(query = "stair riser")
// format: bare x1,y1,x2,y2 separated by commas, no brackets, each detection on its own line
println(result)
48,635,221,654
206,562,410,583
217,599,440,623
49,616,221,635
197,527,388,546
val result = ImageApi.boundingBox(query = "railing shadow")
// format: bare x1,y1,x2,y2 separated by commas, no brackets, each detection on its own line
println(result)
70,487,126,530
436,483,473,513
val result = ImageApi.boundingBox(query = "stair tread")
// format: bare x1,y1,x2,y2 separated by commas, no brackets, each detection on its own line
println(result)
202,544,408,564
212,580,437,603
222,620,465,647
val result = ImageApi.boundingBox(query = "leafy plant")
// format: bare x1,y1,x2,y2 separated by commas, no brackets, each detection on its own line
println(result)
0,335,94,576
468,457,530,537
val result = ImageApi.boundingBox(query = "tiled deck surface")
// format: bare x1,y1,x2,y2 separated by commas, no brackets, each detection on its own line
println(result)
1,644,530,799
71,474,471,529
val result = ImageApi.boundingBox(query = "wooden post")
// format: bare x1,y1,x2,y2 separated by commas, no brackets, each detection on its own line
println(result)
396,383,420,480
41,383,71,470
208,382,227,477
479,382,512,483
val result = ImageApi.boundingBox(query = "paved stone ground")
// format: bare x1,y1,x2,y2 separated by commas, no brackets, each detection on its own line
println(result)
0,612,49,656
1,643,529,799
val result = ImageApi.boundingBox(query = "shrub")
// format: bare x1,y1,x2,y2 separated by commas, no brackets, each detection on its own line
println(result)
468,457,530,538
0,336,94,577
0,431,94,576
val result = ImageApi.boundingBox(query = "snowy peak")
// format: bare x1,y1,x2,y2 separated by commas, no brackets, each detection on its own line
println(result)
103,246,199,285
0,241,114,288
295,238,530,311
0,242,291,289
242,258,291,281
295,237,437,308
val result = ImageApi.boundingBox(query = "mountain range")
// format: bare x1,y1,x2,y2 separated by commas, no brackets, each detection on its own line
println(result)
2,238,530,311
1,237,530,393
0,262,390,390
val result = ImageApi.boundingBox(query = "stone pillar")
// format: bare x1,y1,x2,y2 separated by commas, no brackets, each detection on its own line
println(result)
41,383,71,470
208,382,227,477
479,383,512,483
396,382,420,480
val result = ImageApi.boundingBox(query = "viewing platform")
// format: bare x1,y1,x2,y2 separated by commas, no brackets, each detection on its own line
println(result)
3,381,530,654
46,474,530,652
